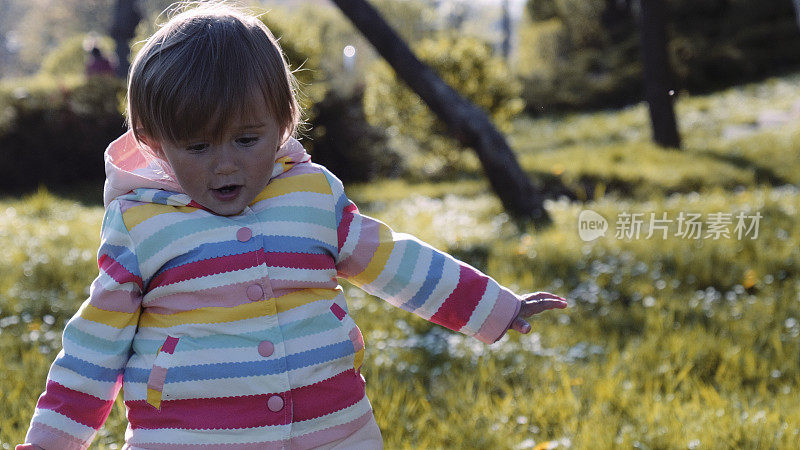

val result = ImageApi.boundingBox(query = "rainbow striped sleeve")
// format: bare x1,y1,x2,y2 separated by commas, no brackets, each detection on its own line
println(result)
324,169,521,344
25,200,143,450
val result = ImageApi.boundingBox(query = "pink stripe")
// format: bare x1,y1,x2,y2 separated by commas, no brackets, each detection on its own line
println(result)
161,336,179,354
429,265,487,331
265,252,335,270
147,366,168,390
144,282,256,313
25,422,87,450
270,279,338,297
290,409,373,450
128,394,289,429
336,218,381,278
292,368,366,422
149,251,262,290
98,254,143,290
330,303,346,320
128,370,364,430
87,280,141,313
349,327,364,351
36,380,117,429
337,203,357,252
118,199,139,214
135,440,286,450
271,162,318,178
475,289,522,344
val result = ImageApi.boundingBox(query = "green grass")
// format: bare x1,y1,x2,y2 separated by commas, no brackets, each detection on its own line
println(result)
3,72,800,448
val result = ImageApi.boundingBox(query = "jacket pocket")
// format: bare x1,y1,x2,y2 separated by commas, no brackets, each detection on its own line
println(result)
146,335,180,410
330,303,365,372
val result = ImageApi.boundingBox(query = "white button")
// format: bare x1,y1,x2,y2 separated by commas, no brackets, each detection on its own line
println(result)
247,284,264,301
237,227,252,242
267,395,284,412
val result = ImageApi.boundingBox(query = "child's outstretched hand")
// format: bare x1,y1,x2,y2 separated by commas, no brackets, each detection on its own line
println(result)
510,292,568,334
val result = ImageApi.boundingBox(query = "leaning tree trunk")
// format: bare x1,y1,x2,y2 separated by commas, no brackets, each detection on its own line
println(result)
793,0,800,30
639,0,681,148
110,0,142,79
329,0,551,225
501,0,511,60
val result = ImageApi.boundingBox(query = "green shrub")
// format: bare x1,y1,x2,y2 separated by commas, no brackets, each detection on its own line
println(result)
518,0,800,112
256,7,397,183
364,33,524,179
0,76,126,193
40,34,116,77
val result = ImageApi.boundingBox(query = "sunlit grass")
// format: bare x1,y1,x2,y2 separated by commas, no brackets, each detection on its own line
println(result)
3,72,800,448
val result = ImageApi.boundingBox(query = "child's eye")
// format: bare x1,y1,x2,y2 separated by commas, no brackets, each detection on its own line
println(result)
236,136,260,146
185,143,209,153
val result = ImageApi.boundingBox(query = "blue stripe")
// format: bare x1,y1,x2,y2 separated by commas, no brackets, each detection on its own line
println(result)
400,250,444,312
55,354,121,383
131,314,339,355
124,340,353,383
261,235,336,255
150,190,173,205
151,236,333,282
138,215,231,261
99,243,141,278
64,326,131,355
255,206,334,228
381,242,421,297
153,239,264,277
286,341,354,371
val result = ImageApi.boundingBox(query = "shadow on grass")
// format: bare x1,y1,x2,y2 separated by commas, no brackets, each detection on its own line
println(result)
695,150,792,186
0,182,105,208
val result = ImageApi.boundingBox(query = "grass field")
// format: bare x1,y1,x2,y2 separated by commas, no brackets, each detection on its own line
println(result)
2,74,800,449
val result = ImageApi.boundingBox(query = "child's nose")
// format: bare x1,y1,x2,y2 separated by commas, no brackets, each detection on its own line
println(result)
213,144,239,175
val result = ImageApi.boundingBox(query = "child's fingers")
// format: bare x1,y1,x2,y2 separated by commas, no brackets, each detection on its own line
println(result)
523,291,567,303
510,317,532,334
520,292,568,316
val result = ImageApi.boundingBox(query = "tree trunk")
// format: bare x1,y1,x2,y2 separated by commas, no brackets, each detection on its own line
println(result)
501,0,511,60
793,0,800,30
110,0,142,79
329,0,551,225
639,0,681,148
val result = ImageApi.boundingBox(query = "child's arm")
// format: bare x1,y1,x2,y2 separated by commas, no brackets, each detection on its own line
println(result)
324,169,565,343
19,201,143,450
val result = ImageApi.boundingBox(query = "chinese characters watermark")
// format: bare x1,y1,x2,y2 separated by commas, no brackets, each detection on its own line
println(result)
578,209,762,242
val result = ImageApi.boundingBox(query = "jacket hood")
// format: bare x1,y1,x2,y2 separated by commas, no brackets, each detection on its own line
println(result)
103,130,311,208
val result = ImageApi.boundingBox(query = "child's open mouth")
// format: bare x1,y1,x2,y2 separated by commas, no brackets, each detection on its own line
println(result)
212,184,242,201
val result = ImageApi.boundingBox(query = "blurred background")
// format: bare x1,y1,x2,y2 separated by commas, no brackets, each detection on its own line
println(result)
2,0,800,448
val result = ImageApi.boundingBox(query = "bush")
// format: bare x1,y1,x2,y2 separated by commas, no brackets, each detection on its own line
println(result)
518,0,800,112
258,7,397,183
364,33,524,179
40,34,116,77
0,76,126,193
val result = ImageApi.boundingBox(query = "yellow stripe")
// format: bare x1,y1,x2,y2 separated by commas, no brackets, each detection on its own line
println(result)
138,288,341,328
78,304,139,329
139,301,271,328
352,225,394,286
146,388,162,410
354,348,364,370
276,288,340,313
123,203,198,229
252,173,331,203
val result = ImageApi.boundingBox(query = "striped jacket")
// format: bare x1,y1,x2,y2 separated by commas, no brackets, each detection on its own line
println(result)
24,133,522,449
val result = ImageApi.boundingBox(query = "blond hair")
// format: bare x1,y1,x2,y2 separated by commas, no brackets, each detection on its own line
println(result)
126,1,302,147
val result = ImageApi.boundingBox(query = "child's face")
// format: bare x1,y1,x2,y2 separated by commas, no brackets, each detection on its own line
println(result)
151,115,282,216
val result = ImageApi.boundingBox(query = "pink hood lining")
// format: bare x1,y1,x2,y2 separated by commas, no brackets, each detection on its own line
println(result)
102,130,311,208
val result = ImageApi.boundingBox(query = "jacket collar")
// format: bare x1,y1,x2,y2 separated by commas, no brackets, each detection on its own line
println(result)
103,130,311,208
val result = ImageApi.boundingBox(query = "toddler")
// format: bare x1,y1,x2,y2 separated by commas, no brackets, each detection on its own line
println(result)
18,3,566,449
